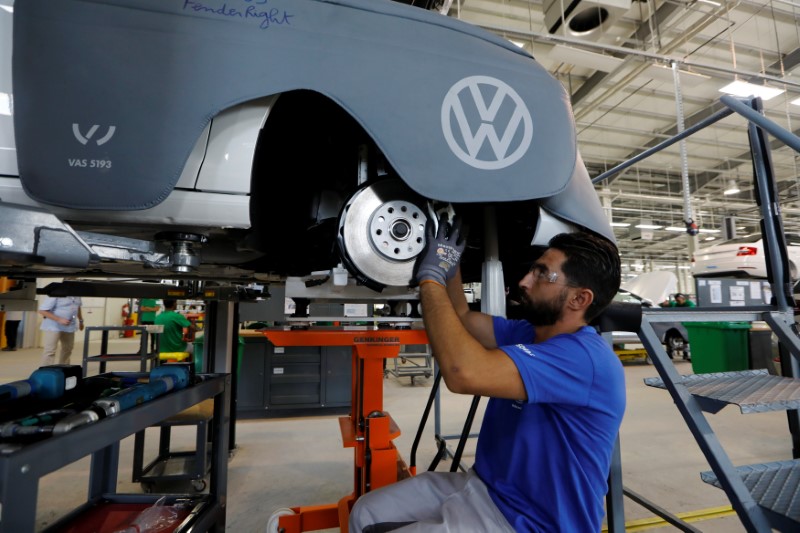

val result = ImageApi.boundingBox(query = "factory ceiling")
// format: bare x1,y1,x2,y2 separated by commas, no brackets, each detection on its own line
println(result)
425,0,800,270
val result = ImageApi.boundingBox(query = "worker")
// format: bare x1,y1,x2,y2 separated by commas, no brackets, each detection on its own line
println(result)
39,296,84,365
3,280,25,352
137,298,161,352
2,310,23,351
349,216,626,532
660,292,696,307
154,299,197,354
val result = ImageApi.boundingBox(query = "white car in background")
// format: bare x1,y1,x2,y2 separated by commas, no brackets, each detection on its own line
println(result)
692,234,800,280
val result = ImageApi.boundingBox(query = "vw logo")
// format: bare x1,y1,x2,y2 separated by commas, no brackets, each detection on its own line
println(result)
72,123,116,146
441,76,533,170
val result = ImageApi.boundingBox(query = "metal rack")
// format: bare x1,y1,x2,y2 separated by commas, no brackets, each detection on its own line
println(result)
386,344,433,385
0,373,230,532
82,325,158,375
132,400,214,493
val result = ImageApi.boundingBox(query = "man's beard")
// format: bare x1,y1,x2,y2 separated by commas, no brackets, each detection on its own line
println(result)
517,287,569,327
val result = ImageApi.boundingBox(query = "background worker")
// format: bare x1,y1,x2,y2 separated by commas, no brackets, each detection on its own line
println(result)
660,292,696,308
137,298,161,352
39,296,84,365
3,280,25,352
2,310,23,351
155,299,197,355
349,217,626,532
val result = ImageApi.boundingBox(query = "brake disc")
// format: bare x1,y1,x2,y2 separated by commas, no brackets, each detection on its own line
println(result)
338,179,428,288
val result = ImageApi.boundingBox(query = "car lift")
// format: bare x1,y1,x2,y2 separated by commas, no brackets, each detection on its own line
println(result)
261,328,428,533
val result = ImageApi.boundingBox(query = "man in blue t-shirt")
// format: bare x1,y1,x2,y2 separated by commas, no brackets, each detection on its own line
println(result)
350,218,625,532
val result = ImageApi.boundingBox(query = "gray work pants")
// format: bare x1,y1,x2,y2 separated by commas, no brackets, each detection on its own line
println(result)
348,470,515,532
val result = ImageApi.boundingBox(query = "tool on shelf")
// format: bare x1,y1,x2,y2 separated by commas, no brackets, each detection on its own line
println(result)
0,365,83,402
53,365,192,434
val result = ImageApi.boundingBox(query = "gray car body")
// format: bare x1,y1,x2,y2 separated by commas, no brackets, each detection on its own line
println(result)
12,0,610,233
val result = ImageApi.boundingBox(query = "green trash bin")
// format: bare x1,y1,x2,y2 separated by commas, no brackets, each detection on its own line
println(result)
193,335,245,375
683,322,751,374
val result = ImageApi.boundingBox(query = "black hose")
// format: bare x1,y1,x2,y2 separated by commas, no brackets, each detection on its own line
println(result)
427,435,448,471
449,395,481,472
409,370,442,469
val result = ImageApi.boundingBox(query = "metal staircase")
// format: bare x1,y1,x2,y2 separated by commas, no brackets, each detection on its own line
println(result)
597,95,800,532
639,309,800,532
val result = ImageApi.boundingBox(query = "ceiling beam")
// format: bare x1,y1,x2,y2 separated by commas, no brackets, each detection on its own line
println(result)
600,48,800,188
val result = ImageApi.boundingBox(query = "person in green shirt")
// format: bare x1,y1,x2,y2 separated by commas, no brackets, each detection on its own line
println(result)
660,293,696,307
154,299,197,354
138,298,160,352
138,298,160,324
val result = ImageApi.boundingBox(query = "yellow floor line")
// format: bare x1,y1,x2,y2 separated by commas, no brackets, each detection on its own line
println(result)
602,505,736,532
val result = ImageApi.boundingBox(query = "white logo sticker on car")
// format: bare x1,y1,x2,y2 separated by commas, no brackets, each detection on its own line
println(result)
441,76,533,170
72,124,116,146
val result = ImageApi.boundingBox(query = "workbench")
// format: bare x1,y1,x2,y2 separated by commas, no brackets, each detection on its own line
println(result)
0,373,230,532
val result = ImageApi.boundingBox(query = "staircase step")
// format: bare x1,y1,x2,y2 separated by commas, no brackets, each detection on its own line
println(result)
701,460,800,526
644,370,800,413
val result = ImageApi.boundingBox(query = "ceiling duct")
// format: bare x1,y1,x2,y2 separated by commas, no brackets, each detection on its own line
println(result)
543,0,631,40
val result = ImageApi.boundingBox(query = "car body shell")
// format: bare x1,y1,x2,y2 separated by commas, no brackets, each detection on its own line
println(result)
1,0,613,287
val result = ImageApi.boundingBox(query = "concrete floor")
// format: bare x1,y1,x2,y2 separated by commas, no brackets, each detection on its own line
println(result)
0,336,792,532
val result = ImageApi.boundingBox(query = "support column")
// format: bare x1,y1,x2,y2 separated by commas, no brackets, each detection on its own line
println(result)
204,300,239,450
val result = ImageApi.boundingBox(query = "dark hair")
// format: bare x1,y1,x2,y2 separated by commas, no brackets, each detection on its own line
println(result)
163,299,177,309
548,231,621,321
675,293,685,298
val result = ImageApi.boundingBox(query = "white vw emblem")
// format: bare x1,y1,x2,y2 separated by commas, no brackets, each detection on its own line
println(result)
72,123,116,146
441,76,533,170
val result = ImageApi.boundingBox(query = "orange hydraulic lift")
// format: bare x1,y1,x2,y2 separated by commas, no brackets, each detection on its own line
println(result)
261,327,429,533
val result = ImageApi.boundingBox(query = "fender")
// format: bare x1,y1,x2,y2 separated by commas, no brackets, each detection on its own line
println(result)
13,0,611,240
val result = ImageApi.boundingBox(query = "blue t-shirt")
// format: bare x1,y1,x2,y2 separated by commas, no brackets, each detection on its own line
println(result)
473,317,626,532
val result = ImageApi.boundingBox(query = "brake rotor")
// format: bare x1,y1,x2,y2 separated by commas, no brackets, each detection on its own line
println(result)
338,179,428,288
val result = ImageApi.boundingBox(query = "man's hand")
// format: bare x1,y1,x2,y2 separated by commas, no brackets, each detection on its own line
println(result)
414,214,467,287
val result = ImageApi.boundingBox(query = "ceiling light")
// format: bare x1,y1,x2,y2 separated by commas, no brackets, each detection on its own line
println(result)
704,236,717,241
719,80,784,101
791,97,800,106
635,223,663,229
723,179,740,195
697,0,721,5
699,229,721,233
678,266,692,269
610,222,630,227
665,226,686,232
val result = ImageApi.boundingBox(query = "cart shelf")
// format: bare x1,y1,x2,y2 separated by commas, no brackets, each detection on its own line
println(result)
0,373,230,532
